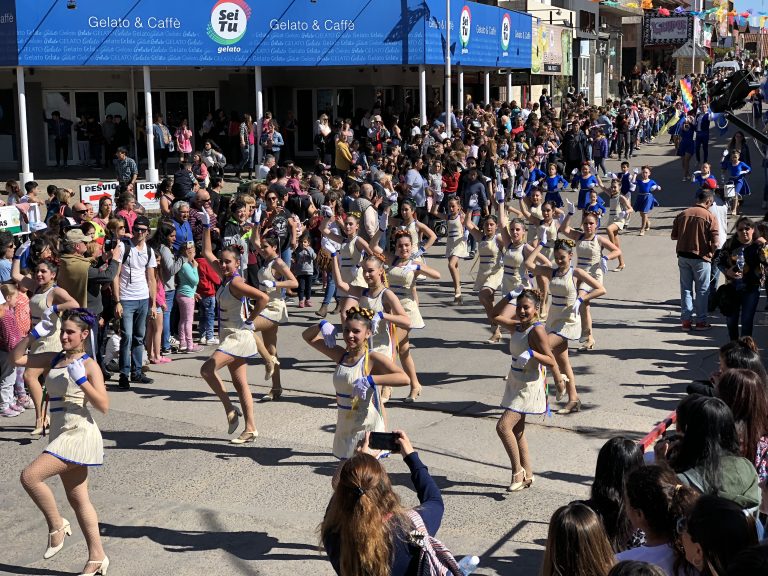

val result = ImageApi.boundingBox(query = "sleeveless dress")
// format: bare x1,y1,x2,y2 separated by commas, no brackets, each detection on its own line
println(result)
502,323,547,414
633,179,660,213
538,220,559,262
527,204,544,244
257,259,288,324
547,266,582,340
608,195,628,231
502,242,529,295
30,285,60,354
332,352,385,459
44,353,104,466
445,214,469,258
338,235,366,298
399,220,420,248
576,234,604,291
474,235,504,291
388,263,425,329
216,274,259,358
360,287,397,359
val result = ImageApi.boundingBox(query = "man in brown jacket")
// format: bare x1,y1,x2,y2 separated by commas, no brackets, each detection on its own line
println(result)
670,189,719,331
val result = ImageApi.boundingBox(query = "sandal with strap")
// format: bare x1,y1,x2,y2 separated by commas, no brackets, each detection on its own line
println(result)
226,407,242,435
44,518,71,559
79,557,109,576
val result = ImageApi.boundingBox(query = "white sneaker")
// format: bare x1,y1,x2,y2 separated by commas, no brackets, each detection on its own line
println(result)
199,336,208,346
169,336,180,347
207,337,220,346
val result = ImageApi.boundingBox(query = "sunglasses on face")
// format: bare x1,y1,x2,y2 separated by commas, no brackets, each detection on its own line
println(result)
135,228,149,234
75,209,89,214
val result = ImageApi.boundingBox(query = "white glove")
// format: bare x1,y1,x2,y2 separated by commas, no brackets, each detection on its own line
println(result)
505,286,524,302
319,320,337,348
588,182,596,189
414,246,426,258
402,263,421,273
651,185,661,192
352,375,374,400
566,199,575,215
538,226,548,245
462,229,470,241
261,279,275,289
252,205,262,225
514,348,533,369
633,167,640,175
513,185,525,199
692,170,702,177
572,297,583,315
722,149,729,158
378,211,389,231
618,210,629,220
30,319,55,340
541,182,548,191
371,311,384,335
531,180,540,187
199,210,211,228
600,256,608,275
321,237,338,256
605,172,617,180
571,168,579,176
739,171,750,176
14,240,30,260
321,205,333,218
239,320,255,331
67,358,88,387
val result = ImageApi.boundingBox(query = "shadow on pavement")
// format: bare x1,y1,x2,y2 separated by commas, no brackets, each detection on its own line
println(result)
0,565,70,576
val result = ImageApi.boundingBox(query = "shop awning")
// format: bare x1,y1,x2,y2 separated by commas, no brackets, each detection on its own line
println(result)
671,40,709,59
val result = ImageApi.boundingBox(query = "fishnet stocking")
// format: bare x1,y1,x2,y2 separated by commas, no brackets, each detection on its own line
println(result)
496,411,531,479
20,453,105,561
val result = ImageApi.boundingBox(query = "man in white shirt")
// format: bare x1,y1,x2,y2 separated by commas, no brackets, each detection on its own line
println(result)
112,215,157,389
257,154,275,180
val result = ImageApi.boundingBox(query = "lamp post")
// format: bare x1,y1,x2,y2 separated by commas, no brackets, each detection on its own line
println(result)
445,0,452,133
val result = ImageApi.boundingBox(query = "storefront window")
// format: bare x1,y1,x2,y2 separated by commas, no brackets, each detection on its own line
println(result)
0,90,16,163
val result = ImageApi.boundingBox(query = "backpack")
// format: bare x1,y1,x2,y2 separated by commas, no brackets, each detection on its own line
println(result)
121,239,151,269
406,510,463,576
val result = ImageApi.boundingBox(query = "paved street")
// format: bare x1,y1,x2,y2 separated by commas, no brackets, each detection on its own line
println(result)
2,124,767,575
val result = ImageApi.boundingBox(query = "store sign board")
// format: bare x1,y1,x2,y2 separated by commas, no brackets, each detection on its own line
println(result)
80,181,118,209
0,0,17,66
0,205,22,235
13,0,530,69
531,20,569,75
643,15,692,46
136,181,159,211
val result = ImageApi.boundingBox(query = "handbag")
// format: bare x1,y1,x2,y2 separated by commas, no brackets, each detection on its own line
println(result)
405,510,463,576
714,282,739,316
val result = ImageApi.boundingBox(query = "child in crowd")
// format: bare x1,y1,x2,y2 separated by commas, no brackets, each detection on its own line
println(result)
176,243,200,353
292,233,316,308
0,285,28,417
196,250,220,346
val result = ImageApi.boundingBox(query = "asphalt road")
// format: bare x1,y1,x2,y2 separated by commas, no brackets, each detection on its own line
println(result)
2,120,767,575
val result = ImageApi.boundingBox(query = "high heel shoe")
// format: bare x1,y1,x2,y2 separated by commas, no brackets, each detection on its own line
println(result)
453,294,463,306
264,355,280,381
555,376,568,402
613,265,625,272
31,416,50,436
403,384,422,403
44,518,71,559
557,399,582,415
79,556,109,576
487,326,502,344
380,386,392,404
580,336,595,351
230,430,258,444
260,387,282,402
507,469,533,492
226,407,242,435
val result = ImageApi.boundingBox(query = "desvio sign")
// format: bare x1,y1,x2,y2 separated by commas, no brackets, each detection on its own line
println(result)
14,0,531,68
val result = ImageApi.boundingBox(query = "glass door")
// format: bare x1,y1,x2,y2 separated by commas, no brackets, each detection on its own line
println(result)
296,89,314,155
0,89,16,163
336,88,354,121
103,91,129,163
43,91,74,166
193,90,217,146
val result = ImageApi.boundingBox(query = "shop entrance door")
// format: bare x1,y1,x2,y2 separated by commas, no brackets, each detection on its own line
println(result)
294,87,355,157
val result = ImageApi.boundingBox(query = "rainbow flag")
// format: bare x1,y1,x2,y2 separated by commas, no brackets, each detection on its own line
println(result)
680,78,693,113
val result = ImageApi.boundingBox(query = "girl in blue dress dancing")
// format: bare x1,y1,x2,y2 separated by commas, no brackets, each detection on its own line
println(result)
542,163,568,208
632,166,661,236
721,149,751,216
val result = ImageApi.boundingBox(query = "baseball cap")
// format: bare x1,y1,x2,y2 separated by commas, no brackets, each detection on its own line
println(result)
701,176,718,190
65,229,93,245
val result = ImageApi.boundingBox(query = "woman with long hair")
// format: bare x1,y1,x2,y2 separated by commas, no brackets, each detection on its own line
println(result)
540,503,616,576
302,307,409,460
679,495,758,576
667,395,760,511
392,198,437,259
631,166,661,236
319,430,453,576
385,230,441,402
584,437,645,552
721,149,752,216
617,465,699,574
605,177,633,271
465,213,505,342
92,196,113,229
524,239,606,413
147,221,186,359
558,209,621,350
716,216,766,340
251,233,298,401
157,179,174,221
441,195,469,305
11,309,110,576
236,113,255,179
493,289,562,491
11,258,79,433
199,216,269,443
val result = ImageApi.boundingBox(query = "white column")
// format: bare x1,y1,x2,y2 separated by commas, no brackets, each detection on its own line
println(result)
458,67,464,113
16,67,33,185
484,71,490,105
445,0,452,132
507,72,512,103
255,66,264,164
418,65,427,126
142,66,158,183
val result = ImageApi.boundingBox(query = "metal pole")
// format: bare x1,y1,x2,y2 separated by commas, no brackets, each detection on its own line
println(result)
691,2,698,75
445,0,452,133
419,65,428,126
507,72,512,103
458,67,464,114
16,66,33,185
143,66,158,183
255,66,264,164
484,71,490,105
